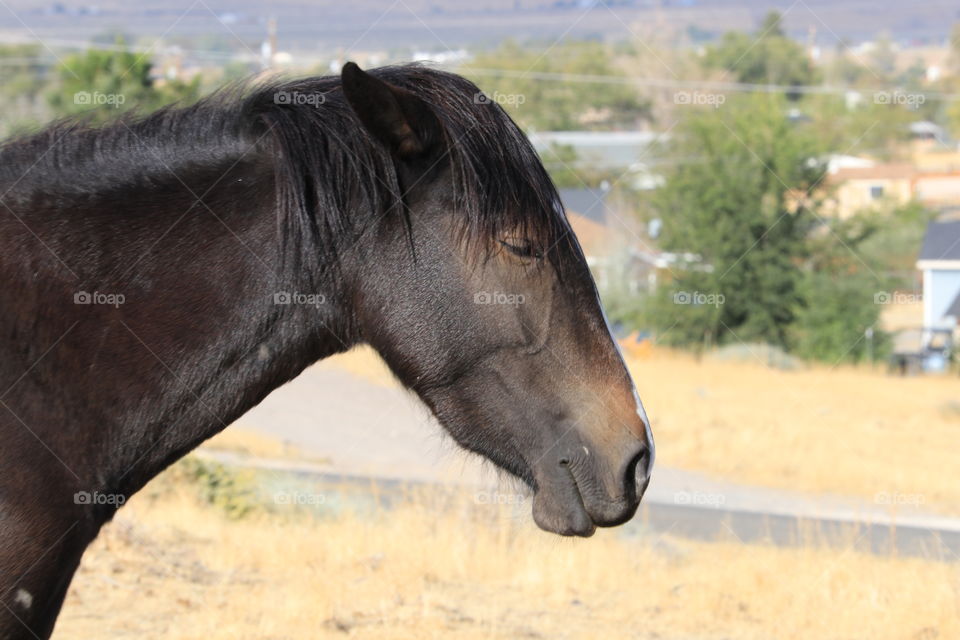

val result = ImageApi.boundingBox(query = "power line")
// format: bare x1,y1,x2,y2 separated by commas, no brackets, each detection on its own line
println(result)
459,67,960,102
2,35,957,102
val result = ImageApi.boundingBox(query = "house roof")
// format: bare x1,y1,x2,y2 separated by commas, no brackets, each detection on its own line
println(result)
910,120,947,141
560,187,653,259
558,187,608,225
918,221,960,262
945,290,960,318
829,163,916,182
826,154,875,173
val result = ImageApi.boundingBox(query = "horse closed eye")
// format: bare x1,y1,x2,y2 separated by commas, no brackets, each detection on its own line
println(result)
499,239,543,260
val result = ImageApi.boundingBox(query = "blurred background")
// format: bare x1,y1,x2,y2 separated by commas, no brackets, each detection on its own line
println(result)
3,1,958,638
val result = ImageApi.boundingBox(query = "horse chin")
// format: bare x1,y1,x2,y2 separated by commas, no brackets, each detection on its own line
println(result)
530,468,597,537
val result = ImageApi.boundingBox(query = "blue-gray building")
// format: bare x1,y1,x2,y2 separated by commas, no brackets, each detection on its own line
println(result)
917,221,960,330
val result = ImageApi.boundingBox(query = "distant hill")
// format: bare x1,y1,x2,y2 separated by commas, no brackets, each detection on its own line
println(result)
0,0,955,53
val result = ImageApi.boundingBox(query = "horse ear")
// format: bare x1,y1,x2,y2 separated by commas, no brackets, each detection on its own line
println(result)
340,62,443,160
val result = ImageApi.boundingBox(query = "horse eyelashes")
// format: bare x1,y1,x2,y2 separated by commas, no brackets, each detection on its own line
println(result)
499,239,543,260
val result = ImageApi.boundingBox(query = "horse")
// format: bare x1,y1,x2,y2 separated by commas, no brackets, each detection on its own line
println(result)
0,62,653,639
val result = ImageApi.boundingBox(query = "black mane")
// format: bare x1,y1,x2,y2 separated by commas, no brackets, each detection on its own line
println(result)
0,64,572,281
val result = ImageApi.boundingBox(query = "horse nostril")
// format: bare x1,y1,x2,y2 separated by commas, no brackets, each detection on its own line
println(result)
626,447,652,497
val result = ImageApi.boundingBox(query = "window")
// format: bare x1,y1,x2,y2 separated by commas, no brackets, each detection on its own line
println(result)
870,185,884,200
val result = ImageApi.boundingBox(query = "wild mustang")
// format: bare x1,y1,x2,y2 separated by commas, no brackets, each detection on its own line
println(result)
0,63,653,638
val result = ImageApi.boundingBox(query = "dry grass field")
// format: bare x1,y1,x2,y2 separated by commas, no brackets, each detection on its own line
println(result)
49,345,960,639
320,344,960,515
55,475,959,640
632,349,960,515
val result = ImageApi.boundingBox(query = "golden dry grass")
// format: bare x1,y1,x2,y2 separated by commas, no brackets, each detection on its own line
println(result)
56,479,960,640
630,349,960,514
322,345,960,514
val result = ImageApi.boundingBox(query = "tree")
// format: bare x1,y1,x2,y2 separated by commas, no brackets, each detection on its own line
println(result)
790,269,886,364
537,142,627,188
462,39,651,131
46,40,200,122
647,94,825,351
788,205,916,364
640,93,911,364
0,44,53,135
853,202,936,280
868,34,897,81
945,23,960,133
803,94,916,162
703,11,819,99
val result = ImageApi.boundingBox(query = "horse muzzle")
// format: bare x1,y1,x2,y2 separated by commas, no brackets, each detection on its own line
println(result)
530,436,653,537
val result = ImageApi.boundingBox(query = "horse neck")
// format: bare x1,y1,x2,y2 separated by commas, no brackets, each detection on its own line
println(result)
0,138,358,498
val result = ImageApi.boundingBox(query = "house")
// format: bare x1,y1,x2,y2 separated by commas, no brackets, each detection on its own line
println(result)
911,144,960,173
559,187,662,293
826,161,960,219
825,163,916,218
560,187,620,290
558,187,608,226
917,221,960,331
915,172,960,207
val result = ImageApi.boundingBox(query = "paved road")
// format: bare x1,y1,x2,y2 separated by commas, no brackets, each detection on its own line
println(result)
235,362,960,559
240,362,489,485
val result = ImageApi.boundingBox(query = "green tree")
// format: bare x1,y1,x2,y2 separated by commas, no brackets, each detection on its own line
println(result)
537,142,627,188
647,94,825,351
944,23,960,133
803,93,916,161
790,269,886,364
854,202,936,280
462,39,650,131
703,11,819,99
789,206,907,364
868,35,897,81
46,40,200,122
539,143,584,187
0,44,53,134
